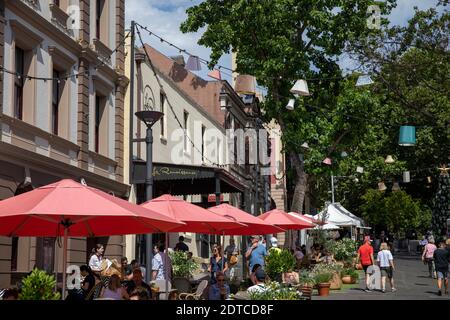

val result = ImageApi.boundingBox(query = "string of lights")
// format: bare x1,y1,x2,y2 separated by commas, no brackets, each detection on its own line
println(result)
135,23,357,83
0,32,131,82
136,25,229,168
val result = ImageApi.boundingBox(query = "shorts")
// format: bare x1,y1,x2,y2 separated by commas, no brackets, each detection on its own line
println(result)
436,271,448,279
362,265,371,274
380,267,393,278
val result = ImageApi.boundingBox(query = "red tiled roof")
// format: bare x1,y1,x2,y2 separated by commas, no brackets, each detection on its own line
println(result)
143,44,226,126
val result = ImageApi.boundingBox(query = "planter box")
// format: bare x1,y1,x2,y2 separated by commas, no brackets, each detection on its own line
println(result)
330,273,342,290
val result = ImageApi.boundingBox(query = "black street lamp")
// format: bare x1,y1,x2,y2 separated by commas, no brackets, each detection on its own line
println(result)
135,110,163,283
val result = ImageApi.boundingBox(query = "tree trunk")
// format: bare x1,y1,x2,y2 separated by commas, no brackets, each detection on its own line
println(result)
290,152,308,214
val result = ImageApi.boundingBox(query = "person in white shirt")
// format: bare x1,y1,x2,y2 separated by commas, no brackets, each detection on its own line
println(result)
377,242,397,293
88,244,104,277
247,269,267,295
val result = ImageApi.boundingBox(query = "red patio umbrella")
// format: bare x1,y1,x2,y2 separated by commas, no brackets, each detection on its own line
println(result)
0,179,184,297
288,212,320,226
258,209,315,230
140,195,246,233
208,204,285,235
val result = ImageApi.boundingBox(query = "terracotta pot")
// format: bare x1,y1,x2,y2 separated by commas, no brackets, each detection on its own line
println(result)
301,285,313,300
342,276,353,284
317,283,331,297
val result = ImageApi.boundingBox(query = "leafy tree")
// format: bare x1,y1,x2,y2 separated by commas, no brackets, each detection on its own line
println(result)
181,0,396,214
360,189,431,237
431,171,450,239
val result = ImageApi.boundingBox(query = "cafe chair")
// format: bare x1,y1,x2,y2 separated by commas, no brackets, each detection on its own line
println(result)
178,280,208,300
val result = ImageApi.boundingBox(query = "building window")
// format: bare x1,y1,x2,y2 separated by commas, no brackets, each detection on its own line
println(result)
96,0,104,40
217,138,221,165
160,92,165,137
36,238,56,274
183,110,189,152
14,47,24,120
10,237,19,272
95,96,101,153
201,125,206,163
95,94,107,155
52,70,60,135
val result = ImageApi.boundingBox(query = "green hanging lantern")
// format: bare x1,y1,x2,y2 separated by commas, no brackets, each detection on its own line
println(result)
399,126,416,146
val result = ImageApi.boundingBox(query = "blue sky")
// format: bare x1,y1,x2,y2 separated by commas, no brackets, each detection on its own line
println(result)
126,0,445,83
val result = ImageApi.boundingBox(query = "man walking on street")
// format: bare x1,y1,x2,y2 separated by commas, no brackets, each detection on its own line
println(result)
357,235,375,292
433,240,449,296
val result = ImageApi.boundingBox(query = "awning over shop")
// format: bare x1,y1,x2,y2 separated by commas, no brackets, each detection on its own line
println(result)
132,161,248,195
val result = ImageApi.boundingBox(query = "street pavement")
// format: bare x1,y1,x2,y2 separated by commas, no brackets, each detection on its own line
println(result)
313,253,450,300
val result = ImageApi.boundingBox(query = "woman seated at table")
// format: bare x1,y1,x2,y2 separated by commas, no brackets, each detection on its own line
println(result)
318,249,336,264
310,246,322,264
100,274,129,300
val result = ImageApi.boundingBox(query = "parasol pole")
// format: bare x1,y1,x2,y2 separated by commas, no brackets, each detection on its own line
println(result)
62,226,68,300
165,232,169,300
221,231,225,271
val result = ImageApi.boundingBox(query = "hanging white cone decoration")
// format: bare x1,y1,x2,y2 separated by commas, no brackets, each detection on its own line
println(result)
356,75,374,87
385,155,395,164
378,182,387,191
286,99,295,110
392,182,400,191
290,80,310,96
403,171,411,183
185,55,202,71
301,142,310,149
356,166,364,174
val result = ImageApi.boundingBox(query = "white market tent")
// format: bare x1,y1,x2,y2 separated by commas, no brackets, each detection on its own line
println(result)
314,203,366,228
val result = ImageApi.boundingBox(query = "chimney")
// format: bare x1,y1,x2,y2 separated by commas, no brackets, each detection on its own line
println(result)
170,55,186,67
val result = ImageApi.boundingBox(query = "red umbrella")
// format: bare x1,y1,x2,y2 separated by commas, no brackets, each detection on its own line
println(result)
140,194,246,233
208,204,285,235
288,212,319,227
258,209,315,230
0,179,185,297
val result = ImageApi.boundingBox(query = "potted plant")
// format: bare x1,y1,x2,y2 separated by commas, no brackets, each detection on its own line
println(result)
326,238,358,267
298,270,315,299
314,273,333,297
341,268,354,284
169,251,198,292
265,249,296,283
249,281,302,300
19,269,61,300
312,262,343,290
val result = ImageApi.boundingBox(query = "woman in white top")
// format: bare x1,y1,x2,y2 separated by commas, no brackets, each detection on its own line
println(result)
100,274,129,300
89,244,105,277
377,242,397,293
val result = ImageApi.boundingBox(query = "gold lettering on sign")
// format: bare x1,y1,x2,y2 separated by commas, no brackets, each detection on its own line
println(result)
153,167,197,177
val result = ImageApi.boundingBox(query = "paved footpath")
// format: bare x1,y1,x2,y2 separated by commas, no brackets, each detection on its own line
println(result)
314,254,450,300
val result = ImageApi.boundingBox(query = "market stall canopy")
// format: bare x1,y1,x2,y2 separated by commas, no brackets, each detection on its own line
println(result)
314,203,364,227
258,209,315,230
140,194,246,234
208,204,285,235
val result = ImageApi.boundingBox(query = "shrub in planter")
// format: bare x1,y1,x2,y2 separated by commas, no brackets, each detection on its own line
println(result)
326,238,358,266
169,251,198,278
249,281,302,300
314,273,333,297
265,249,296,283
19,269,61,300
341,268,359,284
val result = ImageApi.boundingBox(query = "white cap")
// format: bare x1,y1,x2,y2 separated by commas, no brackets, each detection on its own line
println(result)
270,237,278,247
